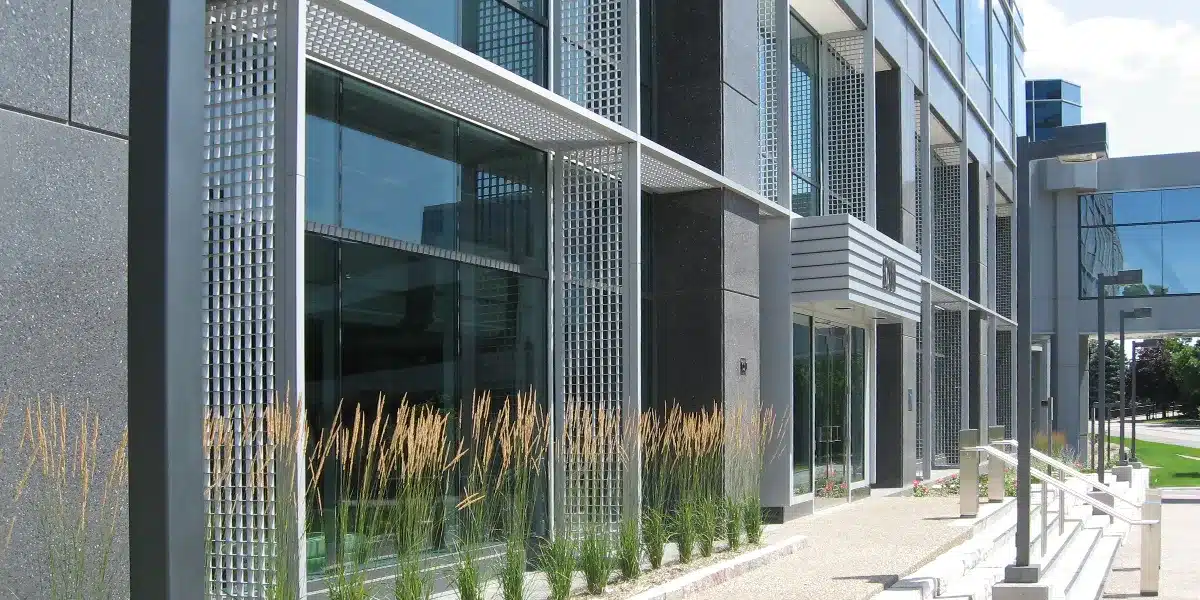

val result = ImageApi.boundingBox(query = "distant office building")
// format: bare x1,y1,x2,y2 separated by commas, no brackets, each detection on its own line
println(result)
1025,79,1083,142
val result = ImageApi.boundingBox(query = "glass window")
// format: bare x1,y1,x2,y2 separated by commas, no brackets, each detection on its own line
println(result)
1061,102,1082,127
367,0,547,86
1061,81,1082,104
789,16,821,215
990,12,1011,116
306,64,548,271
1162,187,1200,222
965,0,988,71
1079,225,1163,298
1033,101,1062,130
793,315,813,495
1032,80,1062,100
1080,191,1163,226
934,0,959,32
1162,223,1200,295
849,327,866,483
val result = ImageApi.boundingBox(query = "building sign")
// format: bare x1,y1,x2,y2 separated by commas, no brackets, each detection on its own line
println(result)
881,257,898,292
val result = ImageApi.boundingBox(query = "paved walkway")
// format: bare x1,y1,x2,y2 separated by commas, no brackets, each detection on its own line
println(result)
682,495,994,600
1103,489,1200,600
1107,417,1200,449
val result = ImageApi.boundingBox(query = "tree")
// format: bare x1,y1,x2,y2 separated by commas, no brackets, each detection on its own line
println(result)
1130,343,1178,419
1167,339,1200,418
1088,339,1124,416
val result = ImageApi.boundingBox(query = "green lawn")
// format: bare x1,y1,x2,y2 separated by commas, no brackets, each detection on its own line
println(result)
1123,438,1200,488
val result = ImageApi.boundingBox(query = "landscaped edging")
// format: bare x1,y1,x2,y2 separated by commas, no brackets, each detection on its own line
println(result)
622,534,808,600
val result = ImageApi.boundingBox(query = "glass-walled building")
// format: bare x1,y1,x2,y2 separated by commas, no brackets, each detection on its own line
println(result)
1025,78,1083,142
194,0,1023,593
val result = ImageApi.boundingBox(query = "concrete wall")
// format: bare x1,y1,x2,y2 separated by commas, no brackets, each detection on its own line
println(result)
0,0,130,596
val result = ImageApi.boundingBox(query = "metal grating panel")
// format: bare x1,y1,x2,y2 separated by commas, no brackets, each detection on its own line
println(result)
914,99,924,255
558,145,627,535
933,309,964,467
916,328,924,461
205,0,279,596
558,0,625,124
305,0,623,149
758,0,779,202
476,0,541,83
931,145,962,292
996,330,1014,438
823,34,867,221
996,215,1012,318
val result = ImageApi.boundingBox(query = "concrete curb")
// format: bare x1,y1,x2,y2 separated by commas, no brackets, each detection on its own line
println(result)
624,535,808,600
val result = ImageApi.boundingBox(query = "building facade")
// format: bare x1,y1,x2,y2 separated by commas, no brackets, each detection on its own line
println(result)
0,0,1025,597
1025,78,1082,143
1028,143,1200,454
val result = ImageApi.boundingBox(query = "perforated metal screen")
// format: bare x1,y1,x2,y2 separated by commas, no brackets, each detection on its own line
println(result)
932,146,962,292
204,0,280,596
996,330,1014,438
558,146,629,534
914,99,924,256
996,215,1012,318
933,309,965,466
823,34,867,221
916,328,924,461
558,0,626,124
758,0,779,201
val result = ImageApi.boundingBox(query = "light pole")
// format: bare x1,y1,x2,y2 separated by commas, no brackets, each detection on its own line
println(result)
1131,338,1162,465
1118,308,1152,466
1096,269,1142,484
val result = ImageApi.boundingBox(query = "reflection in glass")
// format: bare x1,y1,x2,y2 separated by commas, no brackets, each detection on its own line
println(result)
793,315,813,495
1163,188,1200,222
1160,223,1200,295
814,322,848,508
990,11,1011,116
792,176,819,218
934,0,959,33
1061,81,1082,104
1033,101,1062,130
964,0,988,71
1079,225,1162,297
850,328,866,483
1032,79,1062,100
789,17,821,216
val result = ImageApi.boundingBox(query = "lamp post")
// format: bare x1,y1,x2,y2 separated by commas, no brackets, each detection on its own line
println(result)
1118,308,1152,466
1096,269,1142,484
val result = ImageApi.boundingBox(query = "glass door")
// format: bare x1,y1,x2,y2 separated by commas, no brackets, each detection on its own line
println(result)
814,321,849,509
793,315,813,495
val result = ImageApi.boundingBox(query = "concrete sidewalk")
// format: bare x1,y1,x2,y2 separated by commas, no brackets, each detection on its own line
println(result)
1103,489,1200,599
679,495,998,600
1106,417,1200,449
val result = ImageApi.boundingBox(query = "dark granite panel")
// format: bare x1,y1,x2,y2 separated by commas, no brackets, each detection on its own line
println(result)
653,0,722,170
651,190,723,293
0,109,128,599
0,0,71,118
651,288,723,410
722,190,760,298
71,0,130,134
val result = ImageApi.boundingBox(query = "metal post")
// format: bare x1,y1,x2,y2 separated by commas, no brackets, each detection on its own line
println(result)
1119,316,1127,465
127,0,205,597
1141,488,1162,596
960,429,980,517
1039,469,1048,558
1007,149,1035,579
989,425,1005,502
1132,343,1140,464
1097,278,1106,484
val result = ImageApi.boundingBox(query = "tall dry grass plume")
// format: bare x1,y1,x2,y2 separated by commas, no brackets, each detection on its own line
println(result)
1,397,129,600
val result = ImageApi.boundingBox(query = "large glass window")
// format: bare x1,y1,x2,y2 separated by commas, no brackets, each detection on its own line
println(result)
990,9,1011,117
307,64,547,272
367,0,548,86
934,0,959,32
1080,187,1200,297
789,16,821,216
850,328,866,483
304,61,550,578
965,0,989,73
793,315,813,495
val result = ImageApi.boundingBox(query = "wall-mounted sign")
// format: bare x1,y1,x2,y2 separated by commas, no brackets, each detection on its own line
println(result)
881,257,898,292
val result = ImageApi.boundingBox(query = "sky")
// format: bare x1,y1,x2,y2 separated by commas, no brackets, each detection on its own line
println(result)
1020,0,1200,158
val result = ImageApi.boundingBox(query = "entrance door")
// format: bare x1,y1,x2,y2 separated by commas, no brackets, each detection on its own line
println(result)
814,321,849,510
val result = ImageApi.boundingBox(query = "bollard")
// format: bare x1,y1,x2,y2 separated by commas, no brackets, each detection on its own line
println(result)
989,425,1006,502
960,429,980,517
1141,488,1162,597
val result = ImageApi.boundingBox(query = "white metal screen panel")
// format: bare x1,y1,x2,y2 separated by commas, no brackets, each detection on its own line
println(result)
557,0,625,124
996,215,1012,318
558,145,628,534
933,309,964,467
823,34,867,221
758,0,779,203
932,146,962,292
205,0,280,596
916,328,924,461
914,99,924,256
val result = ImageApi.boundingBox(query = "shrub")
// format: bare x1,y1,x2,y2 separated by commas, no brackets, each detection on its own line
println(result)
617,517,641,580
742,496,765,545
724,497,743,551
579,527,613,594
696,498,720,557
672,502,698,563
539,537,576,600
642,507,668,569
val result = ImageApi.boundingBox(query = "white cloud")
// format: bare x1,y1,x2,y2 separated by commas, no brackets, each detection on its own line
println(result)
1022,0,1200,157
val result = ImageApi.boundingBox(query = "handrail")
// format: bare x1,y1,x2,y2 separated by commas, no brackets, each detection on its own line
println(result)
969,445,1157,527
996,440,1142,509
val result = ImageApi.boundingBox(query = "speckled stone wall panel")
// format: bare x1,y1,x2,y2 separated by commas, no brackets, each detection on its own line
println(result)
653,0,722,171
651,190,723,294
71,0,130,135
0,109,128,598
721,85,760,191
720,0,758,103
651,288,724,409
0,0,72,118
721,289,760,411
721,190,760,298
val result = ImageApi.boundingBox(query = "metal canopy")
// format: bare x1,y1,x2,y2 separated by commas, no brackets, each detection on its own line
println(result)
306,0,792,217
925,276,1017,328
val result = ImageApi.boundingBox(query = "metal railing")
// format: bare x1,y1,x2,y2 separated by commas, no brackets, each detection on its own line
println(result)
997,440,1145,509
966,443,1162,595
